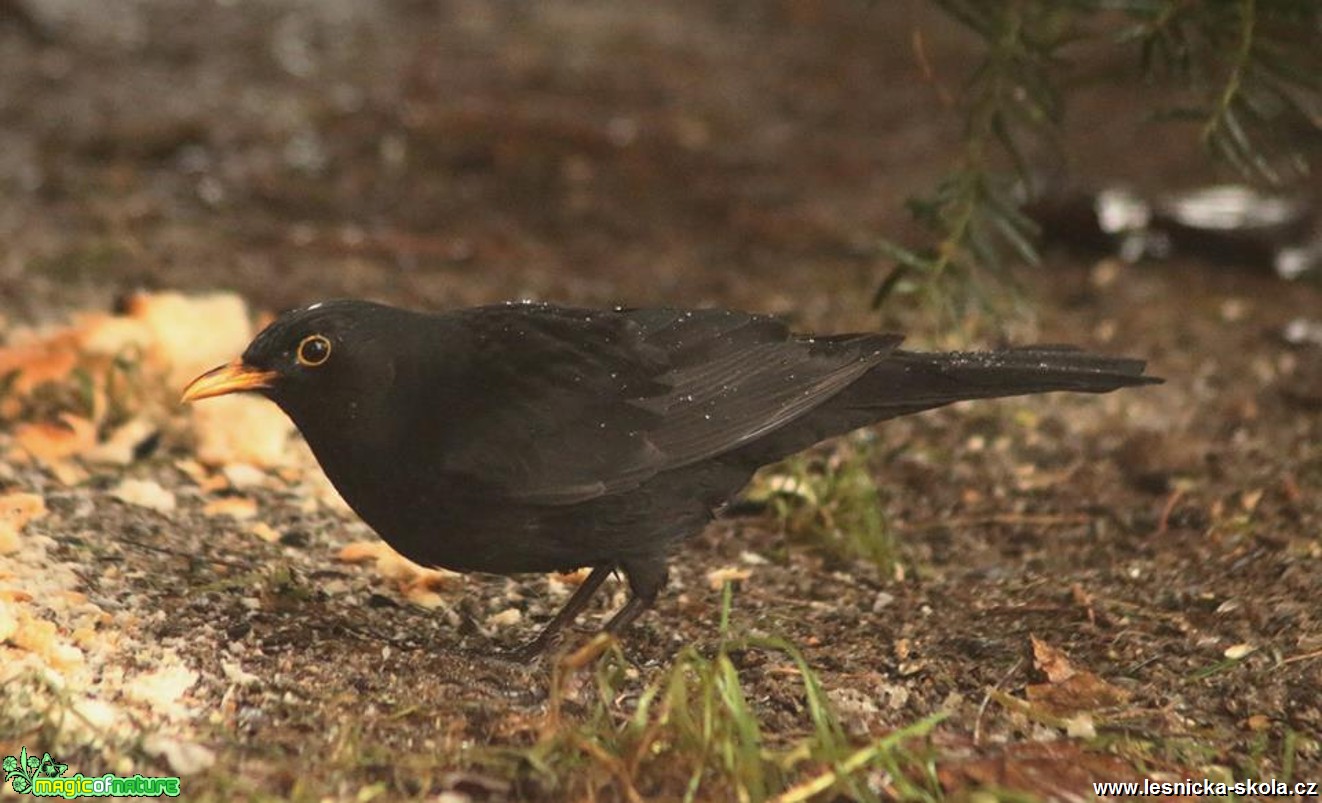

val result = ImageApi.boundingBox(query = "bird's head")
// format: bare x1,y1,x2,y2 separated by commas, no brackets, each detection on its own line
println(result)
181,300,405,426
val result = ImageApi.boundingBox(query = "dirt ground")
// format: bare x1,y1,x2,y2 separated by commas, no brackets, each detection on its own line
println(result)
1,2,1320,801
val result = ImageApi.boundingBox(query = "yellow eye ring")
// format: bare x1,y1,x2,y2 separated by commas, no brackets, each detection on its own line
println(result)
297,334,332,367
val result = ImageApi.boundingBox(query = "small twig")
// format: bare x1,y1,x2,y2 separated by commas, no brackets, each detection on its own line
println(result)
575,735,644,803
1275,648,1322,670
116,536,255,570
974,657,1023,746
899,513,1092,533
1201,0,1257,151
911,28,955,107
1154,488,1186,536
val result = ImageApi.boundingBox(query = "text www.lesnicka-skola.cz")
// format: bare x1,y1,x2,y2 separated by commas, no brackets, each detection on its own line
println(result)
1093,778,1317,797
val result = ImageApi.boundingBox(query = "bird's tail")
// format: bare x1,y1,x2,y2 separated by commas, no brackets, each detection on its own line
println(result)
741,346,1160,463
862,346,1162,416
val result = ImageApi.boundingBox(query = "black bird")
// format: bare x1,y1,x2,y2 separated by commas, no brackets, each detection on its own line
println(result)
182,300,1159,657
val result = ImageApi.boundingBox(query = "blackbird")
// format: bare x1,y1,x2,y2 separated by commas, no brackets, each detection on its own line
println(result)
182,300,1159,657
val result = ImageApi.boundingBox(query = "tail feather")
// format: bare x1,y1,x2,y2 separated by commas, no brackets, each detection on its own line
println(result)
735,346,1160,464
874,346,1160,405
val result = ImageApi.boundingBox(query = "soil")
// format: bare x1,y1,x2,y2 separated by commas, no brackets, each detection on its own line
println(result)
1,2,1319,801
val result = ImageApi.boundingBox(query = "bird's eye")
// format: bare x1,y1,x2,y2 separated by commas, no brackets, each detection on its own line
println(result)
297,334,332,367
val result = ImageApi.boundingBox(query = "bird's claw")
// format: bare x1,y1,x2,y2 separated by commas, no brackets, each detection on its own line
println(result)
498,633,561,664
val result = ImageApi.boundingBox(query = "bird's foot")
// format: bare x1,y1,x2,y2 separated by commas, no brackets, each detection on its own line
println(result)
498,633,561,664
497,630,620,665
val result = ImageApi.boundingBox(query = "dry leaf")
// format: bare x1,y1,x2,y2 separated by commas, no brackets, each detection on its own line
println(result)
938,742,1137,800
1241,489,1265,512
1025,672,1131,716
142,736,215,776
706,566,752,589
410,567,456,592
1031,635,1077,683
123,665,199,710
249,522,280,543
202,497,258,520
402,587,446,609
221,463,268,489
10,610,84,670
336,540,457,594
14,414,98,463
555,568,593,586
174,458,211,486
47,461,88,487
75,311,153,357
487,608,522,628
0,335,80,397
1064,713,1096,739
191,396,293,468
0,492,46,555
84,418,158,466
337,541,391,564
112,479,177,513
126,291,252,388
0,597,16,642
0,311,149,423
1224,643,1256,660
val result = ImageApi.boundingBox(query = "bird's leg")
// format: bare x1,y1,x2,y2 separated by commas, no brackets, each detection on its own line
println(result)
603,559,669,636
505,564,612,662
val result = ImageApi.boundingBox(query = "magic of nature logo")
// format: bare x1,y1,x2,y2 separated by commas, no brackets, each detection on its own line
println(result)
3,746,181,798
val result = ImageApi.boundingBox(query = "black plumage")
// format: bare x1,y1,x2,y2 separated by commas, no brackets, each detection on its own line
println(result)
182,300,1160,657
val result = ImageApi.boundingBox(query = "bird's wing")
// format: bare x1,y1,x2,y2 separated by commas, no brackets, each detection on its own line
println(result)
433,305,900,504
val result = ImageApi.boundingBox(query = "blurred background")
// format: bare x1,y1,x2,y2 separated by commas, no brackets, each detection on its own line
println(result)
3,0,1315,328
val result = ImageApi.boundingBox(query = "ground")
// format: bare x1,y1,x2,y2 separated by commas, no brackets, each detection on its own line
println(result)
1,2,1320,801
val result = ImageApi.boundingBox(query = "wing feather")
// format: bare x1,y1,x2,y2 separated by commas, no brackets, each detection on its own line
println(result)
433,305,900,504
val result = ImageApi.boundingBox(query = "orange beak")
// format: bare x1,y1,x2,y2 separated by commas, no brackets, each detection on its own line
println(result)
180,359,278,403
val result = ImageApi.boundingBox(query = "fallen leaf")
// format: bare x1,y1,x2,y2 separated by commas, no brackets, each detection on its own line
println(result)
337,541,391,564
1025,671,1131,716
1240,489,1265,512
84,418,157,466
142,735,215,776
0,597,16,642
1031,635,1077,683
555,568,593,585
126,291,253,387
123,665,199,710
1224,643,1256,660
938,741,1138,800
336,540,457,595
706,566,752,589
13,414,97,463
221,661,260,686
0,492,46,555
221,462,268,489
174,458,212,485
202,497,258,520
403,587,447,609
487,608,522,628
1064,713,1096,738
249,522,280,543
112,479,177,513
0,335,79,396
47,460,88,487
10,610,84,670
191,396,293,468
